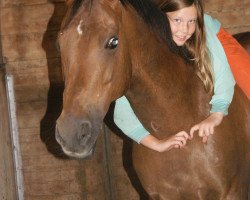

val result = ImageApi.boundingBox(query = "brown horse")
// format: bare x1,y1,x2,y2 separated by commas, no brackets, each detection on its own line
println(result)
56,0,250,199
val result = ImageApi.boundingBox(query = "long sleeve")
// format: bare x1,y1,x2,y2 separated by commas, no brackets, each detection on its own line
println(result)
217,28,250,99
114,96,149,143
204,14,236,115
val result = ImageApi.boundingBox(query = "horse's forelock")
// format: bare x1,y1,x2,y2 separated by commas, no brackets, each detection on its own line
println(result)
62,0,91,30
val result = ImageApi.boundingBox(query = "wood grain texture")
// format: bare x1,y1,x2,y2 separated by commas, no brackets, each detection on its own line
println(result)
0,0,249,199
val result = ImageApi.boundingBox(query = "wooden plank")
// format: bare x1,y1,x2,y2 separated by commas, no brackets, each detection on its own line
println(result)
24,194,83,200
1,3,67,35
2,31,60,62
1,0,65,8
209,10,250,29
7,58,63,86
204,0,246,11
0,68,17,200
6,75,25,200
14,84,50,102
205,0,250,35
226,26,250,35
102,125,117,200
20,136,107,198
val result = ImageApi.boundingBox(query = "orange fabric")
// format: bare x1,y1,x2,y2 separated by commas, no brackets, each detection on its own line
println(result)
217,28,250,99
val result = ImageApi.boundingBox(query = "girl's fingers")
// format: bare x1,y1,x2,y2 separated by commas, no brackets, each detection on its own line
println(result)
169,138,184,148
176,137,186,146
190,125,199,138
204,125,215,136
198,125,205,137
171,128,214,150
202,136,208,143
210,126,214,135
174,135,188,146
172,140,184,148
176,131,189,140
204,126,210,137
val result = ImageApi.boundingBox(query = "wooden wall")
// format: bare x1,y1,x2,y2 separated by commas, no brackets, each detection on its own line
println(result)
204,0,250,34
0,0,249,199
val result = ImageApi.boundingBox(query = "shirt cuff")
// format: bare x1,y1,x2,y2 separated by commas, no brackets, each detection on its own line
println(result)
129,126,150,144
210,101,230,115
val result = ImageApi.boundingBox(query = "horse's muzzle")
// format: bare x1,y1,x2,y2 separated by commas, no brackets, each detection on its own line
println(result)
55,117,100,159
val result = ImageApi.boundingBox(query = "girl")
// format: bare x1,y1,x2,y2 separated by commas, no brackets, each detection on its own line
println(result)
114,0,250,152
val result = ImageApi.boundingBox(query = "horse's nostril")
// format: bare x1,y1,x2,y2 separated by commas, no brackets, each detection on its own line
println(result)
82,121,91,132
78,121,91,141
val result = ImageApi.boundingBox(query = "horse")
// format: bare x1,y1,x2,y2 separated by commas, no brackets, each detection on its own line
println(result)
55,0,250,199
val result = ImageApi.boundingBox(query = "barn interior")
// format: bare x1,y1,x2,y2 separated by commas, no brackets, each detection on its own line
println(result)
0,0,249,199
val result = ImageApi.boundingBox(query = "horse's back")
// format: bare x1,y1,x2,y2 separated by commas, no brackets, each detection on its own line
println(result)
132,86,250,199
229,85,250,170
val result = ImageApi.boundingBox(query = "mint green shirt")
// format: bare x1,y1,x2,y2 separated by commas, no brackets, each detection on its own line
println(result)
114,14,235,143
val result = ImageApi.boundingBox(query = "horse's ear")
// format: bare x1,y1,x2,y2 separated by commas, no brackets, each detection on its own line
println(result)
65,0,74,7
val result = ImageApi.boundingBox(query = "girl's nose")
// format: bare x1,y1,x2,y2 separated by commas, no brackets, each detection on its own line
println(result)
180,22,189,34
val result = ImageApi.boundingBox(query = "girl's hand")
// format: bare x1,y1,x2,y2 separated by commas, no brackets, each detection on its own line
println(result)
158,131,190,152
140,131,190,152
190,112,224,143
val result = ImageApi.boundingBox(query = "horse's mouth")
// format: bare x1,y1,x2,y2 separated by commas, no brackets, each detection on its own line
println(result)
61,146,95,159
55,126,96,159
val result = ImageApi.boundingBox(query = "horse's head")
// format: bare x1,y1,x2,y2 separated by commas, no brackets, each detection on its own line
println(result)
56,0,133,158
56,0,174,158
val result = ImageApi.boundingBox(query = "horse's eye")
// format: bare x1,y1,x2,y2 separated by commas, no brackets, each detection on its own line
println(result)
105,37,118,49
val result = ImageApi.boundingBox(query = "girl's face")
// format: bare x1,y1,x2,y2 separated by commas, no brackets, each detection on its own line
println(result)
167,4,197,46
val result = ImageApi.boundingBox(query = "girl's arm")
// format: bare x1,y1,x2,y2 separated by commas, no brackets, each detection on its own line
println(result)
193,28,250,142
114,96,189,152
194,28,250,142
190,15,236,142
114,96,149,143
204,14,236,115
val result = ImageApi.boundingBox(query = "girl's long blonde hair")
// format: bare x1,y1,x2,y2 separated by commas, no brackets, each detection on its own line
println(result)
161,0,214,93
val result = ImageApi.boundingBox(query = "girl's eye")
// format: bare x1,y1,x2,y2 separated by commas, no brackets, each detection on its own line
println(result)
174,19,182,24
105,37,119,49
188,19,197,24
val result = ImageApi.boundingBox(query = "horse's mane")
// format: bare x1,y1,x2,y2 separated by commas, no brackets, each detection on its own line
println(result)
62,0,191,61
120,0,176,52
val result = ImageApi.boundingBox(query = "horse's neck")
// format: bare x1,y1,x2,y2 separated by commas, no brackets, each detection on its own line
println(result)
126,45,210,136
